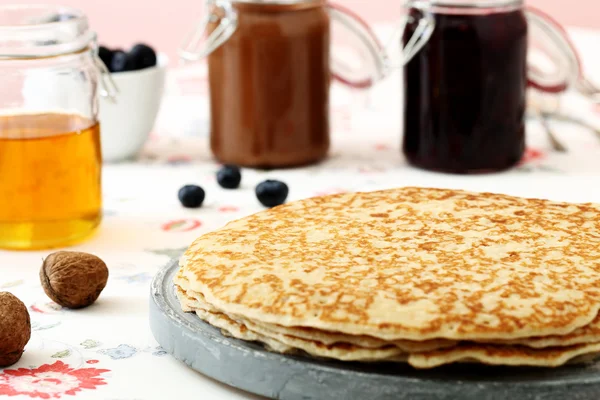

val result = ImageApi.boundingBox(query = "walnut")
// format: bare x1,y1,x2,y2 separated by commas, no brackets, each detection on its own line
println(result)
40,251,109,309
0,292,31,367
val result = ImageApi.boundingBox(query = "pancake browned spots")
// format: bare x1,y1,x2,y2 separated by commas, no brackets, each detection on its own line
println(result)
179,187,600,341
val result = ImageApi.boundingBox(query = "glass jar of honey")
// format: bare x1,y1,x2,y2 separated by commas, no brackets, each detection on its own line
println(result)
0,5,116,250
180,0,432,168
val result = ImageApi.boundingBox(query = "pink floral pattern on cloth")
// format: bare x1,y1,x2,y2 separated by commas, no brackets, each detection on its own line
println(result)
0,362,109,399
520,148,546,165
161,219,202,232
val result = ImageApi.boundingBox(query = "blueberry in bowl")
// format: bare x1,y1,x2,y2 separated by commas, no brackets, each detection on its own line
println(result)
98,46,114,68
109,50,135,73
97,43,158,73
129,44,157,71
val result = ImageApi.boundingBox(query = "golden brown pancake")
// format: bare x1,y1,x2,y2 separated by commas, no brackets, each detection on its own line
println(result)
176,187,600,367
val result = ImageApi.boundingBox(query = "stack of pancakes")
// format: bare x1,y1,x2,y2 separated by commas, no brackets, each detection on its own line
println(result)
175,187,600,368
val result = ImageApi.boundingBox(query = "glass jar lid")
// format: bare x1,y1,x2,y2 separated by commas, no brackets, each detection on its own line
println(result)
180,0,389,88
217,0,322,3
411,0,523,7
0,5,94,58
526,6,600,101
0,4,118,100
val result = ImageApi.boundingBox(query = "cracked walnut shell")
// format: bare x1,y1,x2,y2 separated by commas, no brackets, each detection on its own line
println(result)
40,251,109,309
0,292,31,367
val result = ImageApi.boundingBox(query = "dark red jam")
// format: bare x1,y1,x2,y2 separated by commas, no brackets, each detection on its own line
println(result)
402,8,528,173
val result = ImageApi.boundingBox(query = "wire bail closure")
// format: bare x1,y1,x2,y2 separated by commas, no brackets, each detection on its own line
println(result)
91,34,119,103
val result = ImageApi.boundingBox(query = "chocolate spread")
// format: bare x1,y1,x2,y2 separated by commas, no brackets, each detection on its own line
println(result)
208,1,330,168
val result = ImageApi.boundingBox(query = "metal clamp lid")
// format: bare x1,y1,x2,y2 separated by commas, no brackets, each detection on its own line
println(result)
179,1,435,89
0,5,118,102
522,7,598,101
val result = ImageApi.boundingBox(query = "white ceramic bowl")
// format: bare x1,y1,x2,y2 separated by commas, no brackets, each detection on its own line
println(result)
98,53,167,162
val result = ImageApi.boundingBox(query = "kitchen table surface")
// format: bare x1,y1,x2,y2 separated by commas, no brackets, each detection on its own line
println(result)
2,25,600,400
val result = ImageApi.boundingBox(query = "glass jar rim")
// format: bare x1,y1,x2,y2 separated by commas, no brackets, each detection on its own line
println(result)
0,4,94,59
212,0,324,3
411,0,523,7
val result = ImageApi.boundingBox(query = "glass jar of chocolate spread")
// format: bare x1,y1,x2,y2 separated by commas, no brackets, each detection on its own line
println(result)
180,0,432,168
402,0,586,174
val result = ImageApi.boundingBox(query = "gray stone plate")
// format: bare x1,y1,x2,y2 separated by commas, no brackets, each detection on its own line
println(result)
150,259,600,400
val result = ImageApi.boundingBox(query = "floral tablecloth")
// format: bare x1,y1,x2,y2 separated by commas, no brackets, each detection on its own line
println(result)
2,26,600,400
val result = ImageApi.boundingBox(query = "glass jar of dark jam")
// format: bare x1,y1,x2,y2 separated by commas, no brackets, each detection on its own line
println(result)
402,0,582,174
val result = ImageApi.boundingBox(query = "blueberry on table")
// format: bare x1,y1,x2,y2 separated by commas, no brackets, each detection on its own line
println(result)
129,43,157,70
98,46,114,69
109,50,135,73
255,180,289,208
178,185,206,208
217,165,242,189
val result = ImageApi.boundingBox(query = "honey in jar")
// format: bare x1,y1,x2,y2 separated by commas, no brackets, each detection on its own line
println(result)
0,113,102,250
0,5,114,249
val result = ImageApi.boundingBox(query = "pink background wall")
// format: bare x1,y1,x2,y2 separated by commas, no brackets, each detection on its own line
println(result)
8,0,599,61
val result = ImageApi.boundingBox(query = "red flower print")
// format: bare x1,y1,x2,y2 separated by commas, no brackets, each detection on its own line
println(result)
0,361,109,399
519,147,546,165
374,143,391,151
161,219,202,232
218,206,239,213
30,305,45,314
30,302,63,314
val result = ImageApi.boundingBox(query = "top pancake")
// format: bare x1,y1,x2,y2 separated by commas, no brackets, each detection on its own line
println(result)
179,187,600,341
